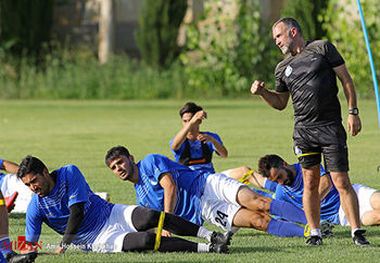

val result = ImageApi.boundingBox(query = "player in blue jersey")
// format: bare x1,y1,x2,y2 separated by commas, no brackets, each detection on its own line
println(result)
16,155,232,255
170,102,249,178
256,154,380,228
105,145,325,239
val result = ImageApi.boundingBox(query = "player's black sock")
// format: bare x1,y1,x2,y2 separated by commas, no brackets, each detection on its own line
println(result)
131,206,199,236
122,232,197,252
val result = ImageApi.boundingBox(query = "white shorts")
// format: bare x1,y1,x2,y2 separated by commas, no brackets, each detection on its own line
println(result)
91,204,138,253
339,184,378,226
0,174,34,213
201,173,245,231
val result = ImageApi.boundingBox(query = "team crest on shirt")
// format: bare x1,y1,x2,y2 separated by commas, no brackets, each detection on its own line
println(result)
294,146,302,156
285,65,293,77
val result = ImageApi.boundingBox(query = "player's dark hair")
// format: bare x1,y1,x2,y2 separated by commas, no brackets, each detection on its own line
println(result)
258,154,285,178
105,145,130,166
273,17,302,36
17,155,47,179
179,102,203,118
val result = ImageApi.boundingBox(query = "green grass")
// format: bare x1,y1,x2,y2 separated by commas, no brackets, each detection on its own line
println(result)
2,99,380,262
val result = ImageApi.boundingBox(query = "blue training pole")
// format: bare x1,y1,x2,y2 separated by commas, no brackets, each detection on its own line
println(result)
356,0,380,129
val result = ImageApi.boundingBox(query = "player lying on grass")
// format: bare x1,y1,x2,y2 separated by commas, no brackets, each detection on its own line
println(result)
105,146,335,239
1,190,38,263
16,155,230,255
234,154,372,245
170,102,249,178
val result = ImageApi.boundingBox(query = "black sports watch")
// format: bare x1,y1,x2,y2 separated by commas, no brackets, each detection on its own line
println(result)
348,108,359,115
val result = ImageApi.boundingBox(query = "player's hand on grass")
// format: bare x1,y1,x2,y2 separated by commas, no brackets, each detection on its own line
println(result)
347,114,361,136
161,230,171,237
53,246,66,254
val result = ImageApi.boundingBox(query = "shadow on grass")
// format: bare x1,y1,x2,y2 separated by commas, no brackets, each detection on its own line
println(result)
9,213,26,219
230,244,306,254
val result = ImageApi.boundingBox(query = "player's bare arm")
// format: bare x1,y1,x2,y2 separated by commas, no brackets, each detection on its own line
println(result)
250,80,290,110
197,133,228,158
171,110,207,151
1,159,19,174
159,172,177,237
333,64,362,136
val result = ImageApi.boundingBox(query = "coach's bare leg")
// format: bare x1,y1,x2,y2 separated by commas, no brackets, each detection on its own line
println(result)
232,208,271,231
302,165,321,230
360,192,380,226
330,171,360,229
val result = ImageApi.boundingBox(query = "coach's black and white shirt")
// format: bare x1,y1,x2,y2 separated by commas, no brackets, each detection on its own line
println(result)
275,40,345,128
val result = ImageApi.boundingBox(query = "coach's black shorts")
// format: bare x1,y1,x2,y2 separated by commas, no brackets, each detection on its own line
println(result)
293,122,349,172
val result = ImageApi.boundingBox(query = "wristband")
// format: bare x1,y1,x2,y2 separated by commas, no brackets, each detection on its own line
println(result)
348,108,359,115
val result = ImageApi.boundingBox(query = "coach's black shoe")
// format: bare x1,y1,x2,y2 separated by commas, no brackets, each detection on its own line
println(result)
353,230,370,246
306,235,323,246
209,242,229,254
210,231,232,246
6,251,38,263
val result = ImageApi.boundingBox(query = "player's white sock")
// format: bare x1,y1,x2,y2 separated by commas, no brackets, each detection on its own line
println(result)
197,243,210,252
351,228,360,238
310,228,321,237
197,226,213,241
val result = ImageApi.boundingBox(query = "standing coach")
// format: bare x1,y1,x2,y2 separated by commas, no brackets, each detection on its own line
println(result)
250,17,369,246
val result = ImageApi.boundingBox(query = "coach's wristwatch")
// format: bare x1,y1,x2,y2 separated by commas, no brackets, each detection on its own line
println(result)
348,108,359,115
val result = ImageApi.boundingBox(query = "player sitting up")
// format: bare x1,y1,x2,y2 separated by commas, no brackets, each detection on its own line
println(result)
170,102,250,178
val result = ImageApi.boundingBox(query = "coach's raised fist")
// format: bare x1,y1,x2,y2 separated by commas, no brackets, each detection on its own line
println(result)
250,80,266,95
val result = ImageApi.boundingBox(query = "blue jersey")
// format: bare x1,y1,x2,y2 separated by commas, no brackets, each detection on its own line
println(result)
0,159,4,188
273,163,340,223
0,173,5,189
170,131,223,175
25,165,114,249
135,154,206,225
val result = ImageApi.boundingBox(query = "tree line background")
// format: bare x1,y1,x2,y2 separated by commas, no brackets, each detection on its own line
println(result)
0,0,378,99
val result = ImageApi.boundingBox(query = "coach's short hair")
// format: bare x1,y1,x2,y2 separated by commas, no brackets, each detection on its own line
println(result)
179,102,203,118
105,145,130,166
17,155,47,179
258,154,285,178
273,17,302,36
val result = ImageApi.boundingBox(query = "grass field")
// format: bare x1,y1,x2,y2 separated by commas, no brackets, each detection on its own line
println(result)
2,99,380,262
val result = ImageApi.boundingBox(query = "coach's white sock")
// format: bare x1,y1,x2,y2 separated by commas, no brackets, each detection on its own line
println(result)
352,228,360,238
310,228,321,237
197,243,210,252
197,226,213,241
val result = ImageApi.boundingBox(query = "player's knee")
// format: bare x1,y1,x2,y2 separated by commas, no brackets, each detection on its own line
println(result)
249,214,269,231
132,207,160,231
122,232,155,252
241,166,251,174
247,195,270,213
140,232,155,248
